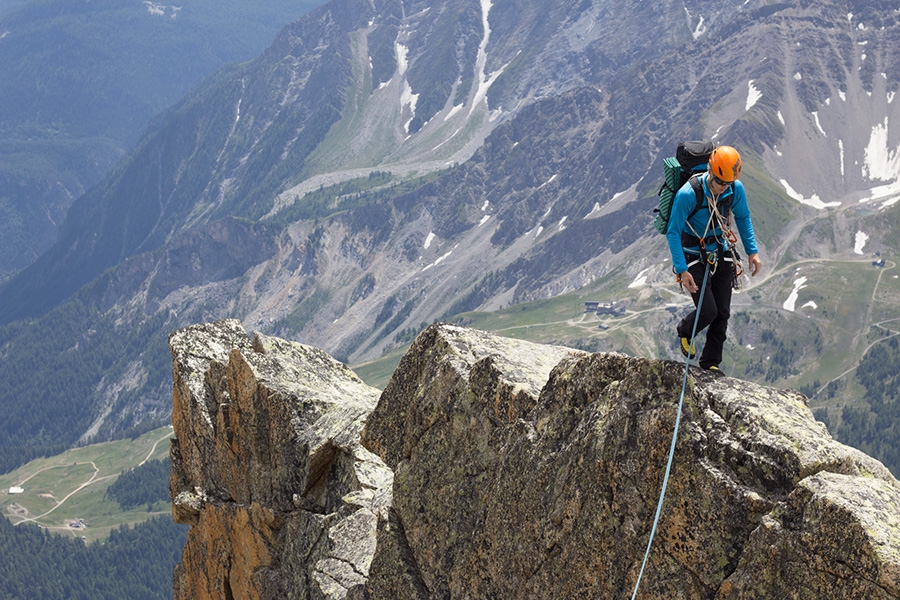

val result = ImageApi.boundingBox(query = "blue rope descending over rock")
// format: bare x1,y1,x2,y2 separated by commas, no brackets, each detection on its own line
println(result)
631,262,711,600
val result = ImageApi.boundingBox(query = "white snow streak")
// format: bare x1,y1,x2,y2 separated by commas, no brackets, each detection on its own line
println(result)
397,43,410,75
424,231,436,249
854,231,869,255
470,0,504,117
396,43,419,133
779,180,841,209
478,215,491,226
628,268,651,289
584,202,601,218
539,174,558,189
445,104,464,120
863,118,900,181
746,80,762,111
839,139,845,178
860,179,900,209
683,7,707,39
783,276,808,312
812,111,826,136
481,200,490,211
692,16,707,39
401,82,419,133
423,249,453,271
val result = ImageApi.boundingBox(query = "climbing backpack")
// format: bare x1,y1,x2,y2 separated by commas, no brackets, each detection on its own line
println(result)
652,140,715,234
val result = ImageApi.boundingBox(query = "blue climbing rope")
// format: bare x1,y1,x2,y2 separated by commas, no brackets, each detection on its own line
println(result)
630,262,711,600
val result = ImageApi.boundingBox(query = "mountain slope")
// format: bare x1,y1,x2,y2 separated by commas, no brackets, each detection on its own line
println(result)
0,0,325,281
0,0,899,473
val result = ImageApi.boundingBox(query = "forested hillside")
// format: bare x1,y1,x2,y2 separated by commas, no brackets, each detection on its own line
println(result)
832,335,900,475
106,458,171,511
0,0,325,281
0,516,187,599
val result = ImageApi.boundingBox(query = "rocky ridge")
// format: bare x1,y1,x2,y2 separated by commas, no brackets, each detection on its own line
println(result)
170,320,900,599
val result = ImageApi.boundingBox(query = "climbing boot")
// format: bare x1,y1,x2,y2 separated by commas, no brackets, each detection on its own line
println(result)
679,336,696,359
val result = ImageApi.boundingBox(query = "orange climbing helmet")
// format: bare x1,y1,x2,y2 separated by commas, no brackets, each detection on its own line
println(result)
708,145,742,182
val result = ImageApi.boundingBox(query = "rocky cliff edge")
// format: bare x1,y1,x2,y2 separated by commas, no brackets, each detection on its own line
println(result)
169,320,900,599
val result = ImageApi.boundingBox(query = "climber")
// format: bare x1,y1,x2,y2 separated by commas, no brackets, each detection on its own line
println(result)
665,145,762,373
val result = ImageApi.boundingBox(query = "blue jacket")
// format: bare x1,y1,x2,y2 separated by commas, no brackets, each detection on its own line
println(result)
665,174,758,274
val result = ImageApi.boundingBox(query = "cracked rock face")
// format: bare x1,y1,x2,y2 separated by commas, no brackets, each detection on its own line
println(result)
170,321,900,599
168,319,391,600
361,324,900,599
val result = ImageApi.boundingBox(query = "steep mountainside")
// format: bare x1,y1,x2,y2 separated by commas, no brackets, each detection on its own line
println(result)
0,0,325,281
1,0,899,470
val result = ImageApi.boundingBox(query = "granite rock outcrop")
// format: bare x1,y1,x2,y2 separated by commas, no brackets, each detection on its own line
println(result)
169,319,391,600
170,321,900,599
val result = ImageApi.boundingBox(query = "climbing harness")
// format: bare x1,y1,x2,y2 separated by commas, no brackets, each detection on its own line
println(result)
630,260,712,600
678,181,745,293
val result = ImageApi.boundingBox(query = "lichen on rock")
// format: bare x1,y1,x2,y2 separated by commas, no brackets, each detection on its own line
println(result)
169,319,391,600
361,324,900,599
170,321,900,600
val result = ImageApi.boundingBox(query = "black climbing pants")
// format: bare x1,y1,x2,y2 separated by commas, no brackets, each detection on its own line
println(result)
676,256,733,369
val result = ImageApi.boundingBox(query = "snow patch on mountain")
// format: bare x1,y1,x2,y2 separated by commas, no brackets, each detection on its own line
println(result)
423,249,454,271
779,180,841,209
627,268,650,289
783,276,808,312
839,139,845,178
539,175,558,189
863,118,900,182
746,80,762,111
812,112,826,136
854,231,869,255
397,43,419,133
470,0,505,118
861,180,900,209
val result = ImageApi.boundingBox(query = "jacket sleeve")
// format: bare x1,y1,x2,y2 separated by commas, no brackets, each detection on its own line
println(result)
665,183,697,274
730,181,758,255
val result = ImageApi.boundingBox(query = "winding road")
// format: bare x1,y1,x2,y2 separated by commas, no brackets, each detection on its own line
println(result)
9,428,174,528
